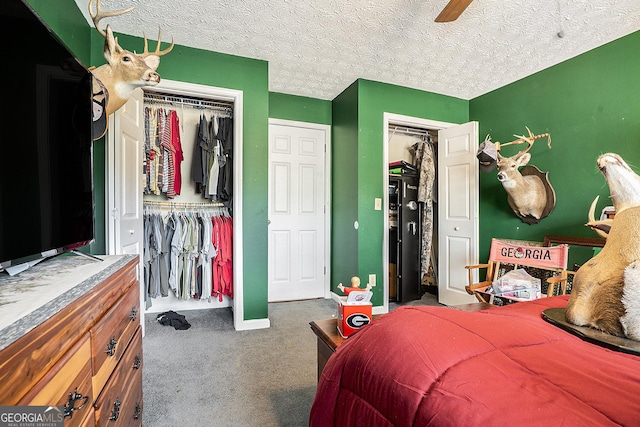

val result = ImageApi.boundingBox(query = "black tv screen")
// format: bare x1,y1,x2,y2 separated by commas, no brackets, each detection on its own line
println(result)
0,0,95,269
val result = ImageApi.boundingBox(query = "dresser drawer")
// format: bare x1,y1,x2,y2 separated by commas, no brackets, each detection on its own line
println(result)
91,281,140,393
0,257,138,405
18,333,94,427
115,361,143,427
94,328,143,427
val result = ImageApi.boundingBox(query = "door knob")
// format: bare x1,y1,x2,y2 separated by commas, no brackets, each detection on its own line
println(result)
454,227,460,231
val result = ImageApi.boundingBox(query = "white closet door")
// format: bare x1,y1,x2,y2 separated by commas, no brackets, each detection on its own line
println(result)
437,121,479,306
268,122,328,302
107,89,144,257
106,89,145,332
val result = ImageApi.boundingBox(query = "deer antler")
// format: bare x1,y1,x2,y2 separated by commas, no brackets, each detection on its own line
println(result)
586,195,612,239
496,127,552,157
88,0,134,39
89,0,174,57
140,28,175,58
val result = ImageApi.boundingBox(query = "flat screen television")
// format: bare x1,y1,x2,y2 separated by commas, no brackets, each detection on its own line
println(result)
0,0,95,271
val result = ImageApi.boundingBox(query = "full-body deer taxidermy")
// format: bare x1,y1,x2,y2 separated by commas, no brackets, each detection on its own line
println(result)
88,0,173,134
495,128,554,224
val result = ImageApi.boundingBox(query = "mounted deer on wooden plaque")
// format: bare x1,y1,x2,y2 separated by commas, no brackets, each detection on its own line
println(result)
494,128,555,224
88,0,173,138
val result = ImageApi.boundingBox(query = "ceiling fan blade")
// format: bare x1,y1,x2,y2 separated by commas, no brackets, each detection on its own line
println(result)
435,0,474,22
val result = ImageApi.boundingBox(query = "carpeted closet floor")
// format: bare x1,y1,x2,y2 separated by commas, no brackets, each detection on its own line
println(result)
142,291,441,426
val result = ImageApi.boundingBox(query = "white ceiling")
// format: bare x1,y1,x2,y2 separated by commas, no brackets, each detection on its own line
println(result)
74,0,640,101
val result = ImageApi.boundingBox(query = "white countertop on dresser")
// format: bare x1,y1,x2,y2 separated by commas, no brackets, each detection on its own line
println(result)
0,254,136,351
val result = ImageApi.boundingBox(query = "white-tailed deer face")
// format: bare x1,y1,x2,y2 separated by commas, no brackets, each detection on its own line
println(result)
89,0,173,116
101,25,162,86
597,153,640,213
496,152,531,184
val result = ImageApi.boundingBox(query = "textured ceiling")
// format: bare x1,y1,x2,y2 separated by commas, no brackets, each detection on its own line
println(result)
75,0,640,100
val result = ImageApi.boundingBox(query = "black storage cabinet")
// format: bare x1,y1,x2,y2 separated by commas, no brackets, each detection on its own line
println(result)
389,174,421,303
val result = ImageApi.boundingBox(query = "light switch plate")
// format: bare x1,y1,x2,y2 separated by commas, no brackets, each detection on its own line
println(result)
374,198,382,210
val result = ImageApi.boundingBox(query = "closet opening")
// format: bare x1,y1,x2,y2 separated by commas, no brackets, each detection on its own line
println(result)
387,123,439,305
142,88,235,313
382,114,479,310
107,79,252,331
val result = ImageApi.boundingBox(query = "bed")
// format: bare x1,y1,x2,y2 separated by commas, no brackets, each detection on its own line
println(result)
309,296,640,426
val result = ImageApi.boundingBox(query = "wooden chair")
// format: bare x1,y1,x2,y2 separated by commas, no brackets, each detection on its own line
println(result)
465,238,569,305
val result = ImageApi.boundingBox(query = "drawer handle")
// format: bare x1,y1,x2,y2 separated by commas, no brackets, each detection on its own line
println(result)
130,306,138,321
106,337,118,356
109,399,121,421
133,403,142,420
133,355,142,370
63,388,89,419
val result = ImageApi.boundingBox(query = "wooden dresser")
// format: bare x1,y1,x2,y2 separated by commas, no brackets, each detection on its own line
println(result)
0,255,142,426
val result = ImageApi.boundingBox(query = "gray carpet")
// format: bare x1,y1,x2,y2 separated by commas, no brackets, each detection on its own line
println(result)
142,291,441,427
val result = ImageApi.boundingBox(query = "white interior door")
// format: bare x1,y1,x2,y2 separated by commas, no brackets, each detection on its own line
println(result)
106,89,144,257
268,121,328,302
437,121,479,306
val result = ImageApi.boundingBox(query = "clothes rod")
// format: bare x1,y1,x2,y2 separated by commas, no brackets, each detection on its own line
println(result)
389,125,436,138
143,92,233,112
144,201,225,208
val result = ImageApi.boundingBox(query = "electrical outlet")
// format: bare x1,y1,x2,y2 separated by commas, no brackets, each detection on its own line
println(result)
369,274,376,287
374,198,382,210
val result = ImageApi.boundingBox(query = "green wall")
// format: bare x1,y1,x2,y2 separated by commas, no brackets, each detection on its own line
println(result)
332,79,469,306
470,30,640,262
26,0,91,66
331,82,361,296
269,92,332,124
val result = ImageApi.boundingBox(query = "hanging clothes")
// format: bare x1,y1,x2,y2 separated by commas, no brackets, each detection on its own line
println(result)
171,110,184,196
190,114,233,204
159,108,172,195
216,117,234,205
144,106,184,199
212,215,233,301
143,212,165,309
206,117,220,200
192,114,207,195
412,137,436,279
143,207,233,305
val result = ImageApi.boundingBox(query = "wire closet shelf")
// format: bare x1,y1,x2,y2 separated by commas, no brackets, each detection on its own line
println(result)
143,200,226,210
143,91,233,115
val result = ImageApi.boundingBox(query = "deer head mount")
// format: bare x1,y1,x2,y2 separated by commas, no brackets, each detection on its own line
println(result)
88,0,174,138
586,153,640,239
491,127,555,224
567,153,640,340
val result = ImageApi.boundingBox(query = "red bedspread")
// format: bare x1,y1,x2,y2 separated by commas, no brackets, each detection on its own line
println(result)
310,296,640,426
